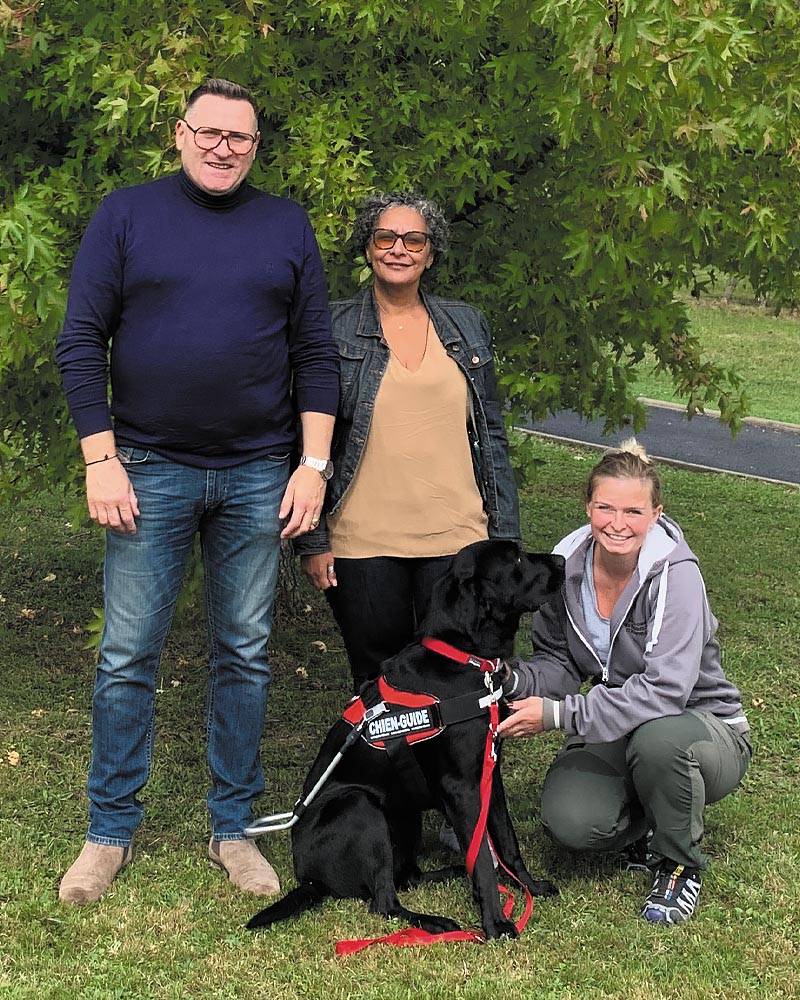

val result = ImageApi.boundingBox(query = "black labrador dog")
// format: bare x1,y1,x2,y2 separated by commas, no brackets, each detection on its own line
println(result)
247,539,564,939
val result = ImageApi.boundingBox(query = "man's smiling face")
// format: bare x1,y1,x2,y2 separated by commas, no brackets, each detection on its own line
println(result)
175,94,259,196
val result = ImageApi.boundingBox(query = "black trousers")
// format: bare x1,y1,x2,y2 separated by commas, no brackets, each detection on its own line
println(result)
325,554,456,691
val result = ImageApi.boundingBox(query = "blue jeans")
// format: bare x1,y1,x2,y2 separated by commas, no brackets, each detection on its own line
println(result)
86,448,289,847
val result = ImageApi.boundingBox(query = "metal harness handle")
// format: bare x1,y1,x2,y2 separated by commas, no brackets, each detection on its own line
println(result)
244,702,387,836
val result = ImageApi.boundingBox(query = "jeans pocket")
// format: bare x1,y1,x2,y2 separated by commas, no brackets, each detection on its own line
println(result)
117,446,151,465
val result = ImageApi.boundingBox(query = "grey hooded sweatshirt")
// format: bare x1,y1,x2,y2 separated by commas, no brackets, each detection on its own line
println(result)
505,515,749,743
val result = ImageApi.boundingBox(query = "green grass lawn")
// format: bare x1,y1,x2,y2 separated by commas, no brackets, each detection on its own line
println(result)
2,439,799,999
633,299,800,425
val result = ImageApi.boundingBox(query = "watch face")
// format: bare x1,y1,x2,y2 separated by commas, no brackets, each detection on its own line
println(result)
302,457,334,480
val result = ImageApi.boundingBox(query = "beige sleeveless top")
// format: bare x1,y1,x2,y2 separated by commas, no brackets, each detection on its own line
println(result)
329,328,489,558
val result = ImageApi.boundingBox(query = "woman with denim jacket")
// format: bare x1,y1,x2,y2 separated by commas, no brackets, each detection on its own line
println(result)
294,191,520,691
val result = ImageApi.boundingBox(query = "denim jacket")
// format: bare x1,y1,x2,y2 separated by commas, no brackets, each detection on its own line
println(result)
294,286,520,556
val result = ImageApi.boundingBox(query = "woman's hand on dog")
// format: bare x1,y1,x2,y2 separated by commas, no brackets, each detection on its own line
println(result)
497,697,544,738
301,552,338,590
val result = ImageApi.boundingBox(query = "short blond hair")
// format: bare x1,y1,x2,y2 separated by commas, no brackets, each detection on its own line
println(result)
584,438,662,507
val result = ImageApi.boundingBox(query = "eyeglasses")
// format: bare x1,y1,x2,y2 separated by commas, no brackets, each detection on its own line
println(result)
182,122,258,155
371,229,431,253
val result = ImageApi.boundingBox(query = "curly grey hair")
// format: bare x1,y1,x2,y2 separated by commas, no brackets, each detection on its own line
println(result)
351,191,450,261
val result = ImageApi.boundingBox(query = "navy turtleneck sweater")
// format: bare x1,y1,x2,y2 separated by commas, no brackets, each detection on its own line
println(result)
56,171,339,468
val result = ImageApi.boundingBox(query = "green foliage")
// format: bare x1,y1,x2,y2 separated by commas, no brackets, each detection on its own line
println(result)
3,0,800,497
634,299,800,426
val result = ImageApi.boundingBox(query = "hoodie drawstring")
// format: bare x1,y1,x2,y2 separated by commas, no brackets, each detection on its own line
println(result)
645,562,670,653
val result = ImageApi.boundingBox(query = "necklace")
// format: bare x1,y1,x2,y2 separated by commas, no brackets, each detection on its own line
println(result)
377,299,427,331
382,313,431,371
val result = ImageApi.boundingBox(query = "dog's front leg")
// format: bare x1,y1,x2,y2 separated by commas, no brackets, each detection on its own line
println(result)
469,839,519,939
487,771,558,898
390,808,424,890
441,785,518,939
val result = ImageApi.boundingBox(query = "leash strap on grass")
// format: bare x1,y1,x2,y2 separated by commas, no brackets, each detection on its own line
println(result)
335,926,485,955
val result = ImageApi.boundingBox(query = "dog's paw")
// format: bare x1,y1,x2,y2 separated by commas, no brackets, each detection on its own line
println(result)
529,878,559,898
483,917,519,940
419,914,461,934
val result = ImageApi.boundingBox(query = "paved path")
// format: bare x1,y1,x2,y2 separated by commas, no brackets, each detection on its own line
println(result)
522,399,800,487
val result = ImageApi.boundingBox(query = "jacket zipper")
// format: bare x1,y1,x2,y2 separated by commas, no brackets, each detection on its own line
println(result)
565,586,644,685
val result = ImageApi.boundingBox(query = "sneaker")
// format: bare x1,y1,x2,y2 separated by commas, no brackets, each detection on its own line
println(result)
641,862,702,925
623,830,653,873
438,821,498,868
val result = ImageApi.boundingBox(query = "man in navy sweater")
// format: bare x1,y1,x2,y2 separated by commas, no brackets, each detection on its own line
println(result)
56,79,339,904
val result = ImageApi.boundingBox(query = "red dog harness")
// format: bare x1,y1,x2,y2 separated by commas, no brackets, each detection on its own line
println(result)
342,678,443,747
335,638,534,955
341,649,503,751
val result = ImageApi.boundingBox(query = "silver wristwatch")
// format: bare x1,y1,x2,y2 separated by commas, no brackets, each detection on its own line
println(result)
299,455,334,481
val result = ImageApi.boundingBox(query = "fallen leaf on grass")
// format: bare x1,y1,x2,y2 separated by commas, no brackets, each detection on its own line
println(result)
19,608,36,619
311,640,327,653
6,750,21,766
43,573,57,583
295,666,308,679
31,708,47,719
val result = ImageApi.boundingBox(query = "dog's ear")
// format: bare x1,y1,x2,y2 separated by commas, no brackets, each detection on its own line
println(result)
422,560,482,641
420,539,524,647
451,538,519,582
449,541,481,581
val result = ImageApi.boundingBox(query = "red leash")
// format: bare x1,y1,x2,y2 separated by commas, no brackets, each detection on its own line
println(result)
335,926,485,955
335,639,533,955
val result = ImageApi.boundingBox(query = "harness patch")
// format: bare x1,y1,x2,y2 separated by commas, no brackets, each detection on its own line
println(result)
342,678,444,750
366,706,441,744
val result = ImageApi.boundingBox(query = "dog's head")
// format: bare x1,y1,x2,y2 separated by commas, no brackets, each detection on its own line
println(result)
420,539,565,658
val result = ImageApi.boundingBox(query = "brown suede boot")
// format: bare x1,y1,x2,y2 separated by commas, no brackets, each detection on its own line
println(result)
208,837,280,896
58,841,133,905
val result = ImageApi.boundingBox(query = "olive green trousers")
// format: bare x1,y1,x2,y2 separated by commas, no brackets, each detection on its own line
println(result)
539,710,752,869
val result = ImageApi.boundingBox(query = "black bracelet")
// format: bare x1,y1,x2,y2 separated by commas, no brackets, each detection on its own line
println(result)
85,453,119,466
